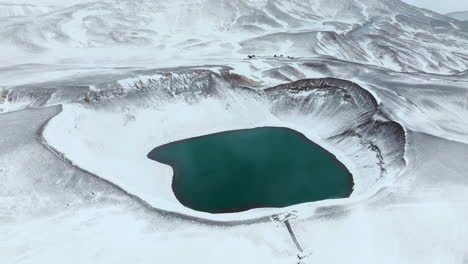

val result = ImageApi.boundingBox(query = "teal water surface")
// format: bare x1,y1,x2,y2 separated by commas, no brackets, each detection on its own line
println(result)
148,127,353,214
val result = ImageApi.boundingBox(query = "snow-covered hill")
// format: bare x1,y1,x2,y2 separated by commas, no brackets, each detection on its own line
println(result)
447,11,468,21
0,0,467,73
0,3,54,17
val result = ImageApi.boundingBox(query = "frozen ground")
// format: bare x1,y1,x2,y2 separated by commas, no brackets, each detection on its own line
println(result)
1,0,468,263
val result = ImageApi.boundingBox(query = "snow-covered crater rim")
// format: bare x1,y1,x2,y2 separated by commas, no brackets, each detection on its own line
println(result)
40,74,407,224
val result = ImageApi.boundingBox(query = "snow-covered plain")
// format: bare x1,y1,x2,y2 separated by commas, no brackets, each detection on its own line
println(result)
2,0,468,263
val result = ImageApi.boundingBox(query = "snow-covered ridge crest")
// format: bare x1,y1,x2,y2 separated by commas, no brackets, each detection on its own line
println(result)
41,70,407,222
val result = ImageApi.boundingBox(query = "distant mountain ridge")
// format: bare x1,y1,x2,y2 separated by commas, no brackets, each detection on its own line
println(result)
0,0,467,73
0,3,54,17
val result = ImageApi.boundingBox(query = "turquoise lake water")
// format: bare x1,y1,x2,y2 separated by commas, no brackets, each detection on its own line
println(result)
148,127,353,213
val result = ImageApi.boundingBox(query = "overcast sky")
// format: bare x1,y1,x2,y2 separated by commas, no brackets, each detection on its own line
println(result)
403,0,468,14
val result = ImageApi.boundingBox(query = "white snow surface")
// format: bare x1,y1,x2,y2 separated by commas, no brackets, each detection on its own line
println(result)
2,0,468,263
